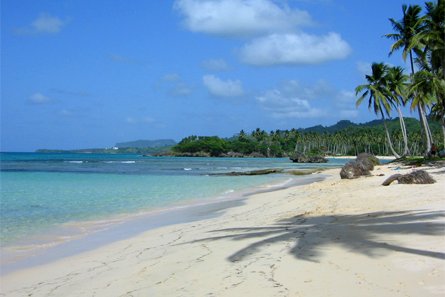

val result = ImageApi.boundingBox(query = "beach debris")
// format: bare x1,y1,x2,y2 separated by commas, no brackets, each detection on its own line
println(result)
382,170,436,186
340,153,380,179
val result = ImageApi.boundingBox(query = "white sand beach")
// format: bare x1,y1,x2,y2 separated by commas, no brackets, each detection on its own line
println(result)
1,162,444,297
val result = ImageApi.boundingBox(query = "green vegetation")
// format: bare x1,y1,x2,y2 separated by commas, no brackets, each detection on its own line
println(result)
356,0,444,157
172,118,442,157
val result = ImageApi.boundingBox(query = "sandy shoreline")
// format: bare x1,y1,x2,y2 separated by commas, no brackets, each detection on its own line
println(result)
0,174,324,275
1,162,444,296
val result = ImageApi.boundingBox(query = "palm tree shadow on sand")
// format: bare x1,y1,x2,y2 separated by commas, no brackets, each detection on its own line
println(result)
186,210,445,263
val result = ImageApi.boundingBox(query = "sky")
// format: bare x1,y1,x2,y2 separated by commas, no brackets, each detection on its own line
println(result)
1,0,428,152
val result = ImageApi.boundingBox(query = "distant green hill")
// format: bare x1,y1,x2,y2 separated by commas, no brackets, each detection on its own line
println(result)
36,139,177,155
302,120,356,133
115,139,176,148
301,118,431,134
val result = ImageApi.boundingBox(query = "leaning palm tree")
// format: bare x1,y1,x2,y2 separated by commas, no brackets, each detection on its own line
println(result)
385,4,433,154
356,63,401,158
385,66,410,155
409,69,444,148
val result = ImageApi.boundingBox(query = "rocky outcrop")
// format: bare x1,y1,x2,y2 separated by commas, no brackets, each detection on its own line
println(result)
290,153,328,163
357,153,380,166
213,168,283,176
222,152,245,158
382,170,436,186
340,153,380,179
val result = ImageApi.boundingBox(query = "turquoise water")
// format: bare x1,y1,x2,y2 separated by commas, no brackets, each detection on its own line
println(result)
0,153,348,246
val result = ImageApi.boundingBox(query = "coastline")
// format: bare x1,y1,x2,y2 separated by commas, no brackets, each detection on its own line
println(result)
326,155,396,160
1,163,444,296
0,173,324,275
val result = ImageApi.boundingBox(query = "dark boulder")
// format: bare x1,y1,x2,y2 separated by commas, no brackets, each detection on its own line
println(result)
357,153,380,167
290,153,328,163
340,153,380,179
223,152,245,158
382,170,436,186
340,161,371,179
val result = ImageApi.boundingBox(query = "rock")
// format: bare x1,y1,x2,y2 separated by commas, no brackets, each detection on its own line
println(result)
340,153,380,179
290,153,328,163
248,152,266,158
340,161,371,179
213,168,283,176
357,153,380,167
382,170,436,186
223,152,245,158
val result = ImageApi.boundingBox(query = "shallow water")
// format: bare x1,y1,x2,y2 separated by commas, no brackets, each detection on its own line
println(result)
0,153,348,247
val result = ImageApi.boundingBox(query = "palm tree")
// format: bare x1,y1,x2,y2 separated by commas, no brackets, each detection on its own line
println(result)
385,66,410,155
355,63,401,158
422,1,445,78
420,0,445,148
409,69,444,148
385,4,433,154
386,4,425,73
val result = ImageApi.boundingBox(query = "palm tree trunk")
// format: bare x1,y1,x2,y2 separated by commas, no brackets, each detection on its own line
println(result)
397,107,410,156
442,122,445,150
382,113,401,158
420,104,433,154
409,50,433,155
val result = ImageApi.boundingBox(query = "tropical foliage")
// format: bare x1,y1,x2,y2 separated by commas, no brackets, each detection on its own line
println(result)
172,119,442,157
359,0,445,156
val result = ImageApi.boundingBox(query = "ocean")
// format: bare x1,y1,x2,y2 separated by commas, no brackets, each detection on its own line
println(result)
0,153,349,271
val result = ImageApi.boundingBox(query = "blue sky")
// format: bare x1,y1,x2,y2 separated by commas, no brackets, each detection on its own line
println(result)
1,0,427,151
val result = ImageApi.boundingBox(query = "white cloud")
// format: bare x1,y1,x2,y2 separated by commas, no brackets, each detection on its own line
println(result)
279,80,334,100
255,80,359,120
59,109,74,117
126,116,156,124
31,13,66,33
16,13,68,35
240,32,351,66
357,61,371,76
336,90,355,104
256,88,325,119
174,0,312,36
161,73,192,96
336,90,359,118
202,75,244,97
201,59,229,71
29,93,51,104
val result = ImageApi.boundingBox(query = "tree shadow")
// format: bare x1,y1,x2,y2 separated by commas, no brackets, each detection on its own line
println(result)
186,210,445,263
